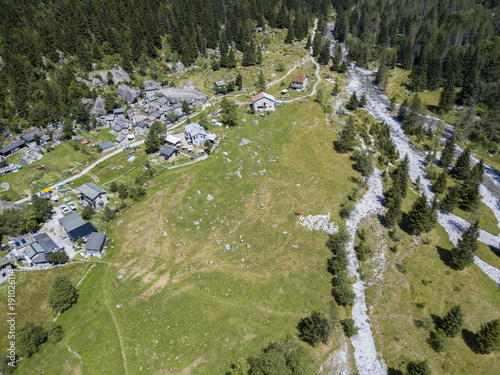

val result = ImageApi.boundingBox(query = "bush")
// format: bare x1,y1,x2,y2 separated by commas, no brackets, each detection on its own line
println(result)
297,311,330,346
17,322,48,358
331,272,355,306
50,250,68,265
48,276,78,313
340,201,355,219
429,329,449,352
341,319,358,337
355,242,372,261
407,360,431,375
48,324,64,343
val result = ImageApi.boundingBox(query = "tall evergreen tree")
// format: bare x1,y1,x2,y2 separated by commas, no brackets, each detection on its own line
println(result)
433,170,448,194
440,136,456,169
384,189,402,227
284,22,295,44
227,48,236,69
451,148,471,180
439,76,455,113
257,70,266,93
459,181,480,212
470,159,485,183
305,34,311,50
407,194,435,234
318,42,330,65
441,185,461,213
440,305,464,337
450,221,479,270
476,318,500,354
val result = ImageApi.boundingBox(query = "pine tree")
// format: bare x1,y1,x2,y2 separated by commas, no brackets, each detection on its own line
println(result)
440,305,464,337
429,329,449,352
440,136,456,169
305,35,311,50
318,42,330,65
385,188,402,227
312,34,322,58
439,76,455,113
461,220,480,253
450,223,478,270
227,48,236,69
345,92,360,111
297,311,330,346
407,360,431,375
433,171,448,194
407,194,435,234
460,181,480,212
359,93,367,107
242,40,255,67
285,23,295,44
257,70,266,93
398,98,409,122
470,159,485,183
476,318,500,354
451,148,471,180
410,94,422,112
441,185,461,213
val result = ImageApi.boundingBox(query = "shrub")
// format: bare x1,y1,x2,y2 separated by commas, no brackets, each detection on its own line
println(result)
48,276,78,313
429,329,449,352
341,319,358,337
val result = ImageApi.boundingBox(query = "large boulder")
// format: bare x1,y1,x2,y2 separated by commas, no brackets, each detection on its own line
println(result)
157,88,208,106
166,61,185,73
117,85,138,104
90,96,106,118
97,67,130,84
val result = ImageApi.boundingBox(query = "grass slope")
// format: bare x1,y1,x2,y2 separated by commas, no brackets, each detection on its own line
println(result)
12,101,361,374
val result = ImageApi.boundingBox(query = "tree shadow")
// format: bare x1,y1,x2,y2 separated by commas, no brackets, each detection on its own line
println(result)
430,314,442,329
462,328,477,353
489,245,500,258
387,368,404,375
398,212,413,236
427,104,441,114
436,246,454,268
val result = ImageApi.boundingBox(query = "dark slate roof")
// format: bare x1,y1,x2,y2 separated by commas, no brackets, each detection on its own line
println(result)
160,146,176,157
78,183,106,201
25,243,45,259
0,141,26,155
86,232,107,252
58,212,85,232
21,131,42,143
68,222,96,241
113,107,125,114
33,233,59,254
136,121,148,128
31,253,51,264
99,140,114,150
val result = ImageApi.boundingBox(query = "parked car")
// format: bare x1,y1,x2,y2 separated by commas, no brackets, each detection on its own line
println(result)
15,164,22,169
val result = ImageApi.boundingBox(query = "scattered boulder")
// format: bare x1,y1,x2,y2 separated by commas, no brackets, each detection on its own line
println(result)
166,61,185,73
206,194,214,201
239,138,251,146
291,121,297,126
224,244,231,250
336,107,348,115
236,170,242,178
252,120,259,125
182,81,195,90
162,232,168,237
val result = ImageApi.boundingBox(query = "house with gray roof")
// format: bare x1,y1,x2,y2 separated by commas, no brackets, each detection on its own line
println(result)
21,131,42,146
214,80,226,91
98,140,115,153
85,232,107,256
184,123,207,146
77,183,108,208
0,141,27,157
160,146,179,160
59,212,86,232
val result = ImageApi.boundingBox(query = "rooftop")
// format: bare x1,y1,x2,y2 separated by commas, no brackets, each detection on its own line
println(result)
291,74,306,83
251,92,275,103
78,183,106,201
86,232,107,252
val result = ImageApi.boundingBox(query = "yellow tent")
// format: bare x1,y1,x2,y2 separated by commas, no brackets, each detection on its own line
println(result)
42,187,52,193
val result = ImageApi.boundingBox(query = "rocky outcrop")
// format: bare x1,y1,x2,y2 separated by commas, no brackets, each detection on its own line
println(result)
166,61,185,73
90,96,106,118
117,85,138,104
157,88,207,105
97,67,130,84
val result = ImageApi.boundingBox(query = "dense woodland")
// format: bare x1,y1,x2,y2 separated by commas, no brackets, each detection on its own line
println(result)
0,0,499,143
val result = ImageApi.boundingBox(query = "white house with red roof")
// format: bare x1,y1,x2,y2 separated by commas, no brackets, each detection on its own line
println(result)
251,92,276,112
289,74,309,91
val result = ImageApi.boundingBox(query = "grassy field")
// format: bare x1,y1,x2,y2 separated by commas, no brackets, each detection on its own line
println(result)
7,99,365,374
0,263,91,351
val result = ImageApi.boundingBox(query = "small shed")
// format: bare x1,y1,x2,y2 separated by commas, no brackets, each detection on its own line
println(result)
85,232,107,256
